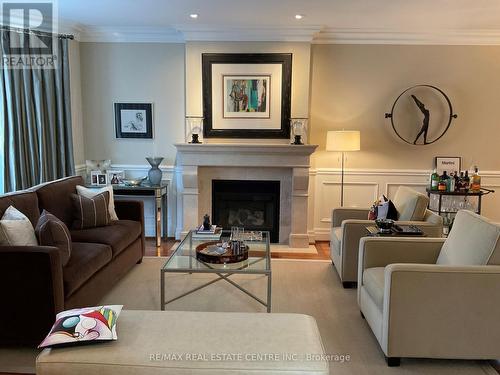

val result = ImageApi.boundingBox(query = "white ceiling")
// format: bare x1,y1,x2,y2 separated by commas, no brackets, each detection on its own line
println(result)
56,0,500,44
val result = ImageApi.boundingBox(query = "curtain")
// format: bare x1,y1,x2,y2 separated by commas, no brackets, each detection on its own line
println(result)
1,30,74,192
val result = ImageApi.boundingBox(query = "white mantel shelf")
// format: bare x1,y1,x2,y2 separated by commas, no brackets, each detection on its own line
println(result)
175,143,318,168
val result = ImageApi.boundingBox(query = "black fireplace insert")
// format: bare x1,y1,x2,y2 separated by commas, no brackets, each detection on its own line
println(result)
212,180,280,243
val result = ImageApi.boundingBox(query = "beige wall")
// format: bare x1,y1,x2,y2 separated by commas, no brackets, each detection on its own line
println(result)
185,41,311,143
79,43,185,165
310,44,500,172
69,40,85,166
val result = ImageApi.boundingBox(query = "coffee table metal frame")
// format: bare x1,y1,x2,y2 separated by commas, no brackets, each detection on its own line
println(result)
161,230,272,312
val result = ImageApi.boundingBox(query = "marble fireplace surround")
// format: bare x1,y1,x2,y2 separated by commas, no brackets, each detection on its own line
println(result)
175,143,318,248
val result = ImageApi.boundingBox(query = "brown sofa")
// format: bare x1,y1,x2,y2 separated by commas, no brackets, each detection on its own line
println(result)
0,176,144,346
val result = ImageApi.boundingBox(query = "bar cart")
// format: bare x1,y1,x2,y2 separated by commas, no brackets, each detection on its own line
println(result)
426,188,495,234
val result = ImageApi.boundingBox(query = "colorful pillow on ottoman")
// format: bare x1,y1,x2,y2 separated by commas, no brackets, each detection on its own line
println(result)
39,305,123,348
35,210,72,266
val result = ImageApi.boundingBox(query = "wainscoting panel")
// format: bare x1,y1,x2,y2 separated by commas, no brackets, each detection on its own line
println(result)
77,164,500,241
311,169,500,241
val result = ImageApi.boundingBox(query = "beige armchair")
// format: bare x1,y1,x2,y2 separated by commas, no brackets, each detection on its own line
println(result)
358,210,500,366
331,186,443,287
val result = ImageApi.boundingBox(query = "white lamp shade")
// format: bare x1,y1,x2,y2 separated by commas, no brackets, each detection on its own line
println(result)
326,130,360,152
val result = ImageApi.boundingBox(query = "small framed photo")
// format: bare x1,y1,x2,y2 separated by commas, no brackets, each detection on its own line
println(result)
435,156,461,175
91,171,108,186
114,103,153,139
107,170,125,185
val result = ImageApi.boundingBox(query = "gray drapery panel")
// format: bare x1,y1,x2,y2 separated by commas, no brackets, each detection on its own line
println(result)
1,31,74,192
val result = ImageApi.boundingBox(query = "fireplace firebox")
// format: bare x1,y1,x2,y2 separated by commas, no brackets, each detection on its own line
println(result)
212,180,280,243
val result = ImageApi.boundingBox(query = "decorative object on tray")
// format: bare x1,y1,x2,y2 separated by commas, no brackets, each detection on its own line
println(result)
290,118,308,145
202,214,211,230
114,103,153,139
385,85,457,146
375,218,394,233
39,305,122,348
196,240,249,264
146,157,163,185
186,116,203,143
90,171,108,186
202,53,292,139
122,177,147,187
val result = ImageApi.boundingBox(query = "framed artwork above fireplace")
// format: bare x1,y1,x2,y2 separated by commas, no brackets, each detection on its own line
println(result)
202,53,292,139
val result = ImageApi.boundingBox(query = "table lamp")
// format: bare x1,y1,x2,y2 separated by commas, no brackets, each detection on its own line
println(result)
326,130,361,206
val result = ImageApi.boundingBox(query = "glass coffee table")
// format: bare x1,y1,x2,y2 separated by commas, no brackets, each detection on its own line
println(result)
161,230,272,312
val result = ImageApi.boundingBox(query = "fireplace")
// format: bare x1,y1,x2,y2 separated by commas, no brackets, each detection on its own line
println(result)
212,180,280,243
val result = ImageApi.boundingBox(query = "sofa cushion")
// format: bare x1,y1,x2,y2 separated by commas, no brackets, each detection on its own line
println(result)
35,210,72,266
71,192,111,230
362,267,385,310
76,185,119,221
63,242,112,297
331,227,342,256
0,191,40,226
393,186,429,221
70,220,141,258
437,210,500,266
33,176,84,227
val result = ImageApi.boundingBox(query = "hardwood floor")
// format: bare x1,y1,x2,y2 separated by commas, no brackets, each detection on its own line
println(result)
145,237,331,260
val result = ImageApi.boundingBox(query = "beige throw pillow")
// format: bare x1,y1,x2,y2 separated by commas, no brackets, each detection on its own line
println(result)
76,185,119,221
0,206,38,246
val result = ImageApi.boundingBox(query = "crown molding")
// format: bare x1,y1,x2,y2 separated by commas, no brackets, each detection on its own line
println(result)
313,27,500,45
175,24,322,42
78,26,184,43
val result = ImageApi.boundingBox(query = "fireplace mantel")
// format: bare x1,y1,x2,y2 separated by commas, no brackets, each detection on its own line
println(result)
174,143,318,168
174,143,318,248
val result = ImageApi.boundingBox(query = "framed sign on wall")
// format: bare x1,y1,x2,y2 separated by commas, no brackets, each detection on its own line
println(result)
202,53,292,139
435,156,461,175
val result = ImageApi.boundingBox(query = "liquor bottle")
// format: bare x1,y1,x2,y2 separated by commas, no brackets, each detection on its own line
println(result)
449,172,456,192
458,171,465,192
464,170,470,191
438,171,448,192
453,171,460,192
430,169,440,191
471,166,481,192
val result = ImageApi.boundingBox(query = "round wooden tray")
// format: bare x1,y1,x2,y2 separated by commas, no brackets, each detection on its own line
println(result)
195,241,249,264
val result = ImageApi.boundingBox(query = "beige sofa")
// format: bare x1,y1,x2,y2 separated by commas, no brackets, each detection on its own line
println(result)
358,210,500,366
331,186,443,287
37,310,329,374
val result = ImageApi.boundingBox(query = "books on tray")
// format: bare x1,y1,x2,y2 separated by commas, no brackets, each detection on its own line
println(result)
192,225,222,240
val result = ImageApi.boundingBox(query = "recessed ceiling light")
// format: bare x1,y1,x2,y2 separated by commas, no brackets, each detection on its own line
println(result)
295,14,304,20
190,13,198,19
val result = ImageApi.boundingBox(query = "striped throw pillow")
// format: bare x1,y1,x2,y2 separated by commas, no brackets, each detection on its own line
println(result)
36,210,72,266
71,191,111,229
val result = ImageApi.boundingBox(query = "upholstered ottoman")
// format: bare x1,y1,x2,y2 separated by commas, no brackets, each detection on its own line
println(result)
36,310,329,375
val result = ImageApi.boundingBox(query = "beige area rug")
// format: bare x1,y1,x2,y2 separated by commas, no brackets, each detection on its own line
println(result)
1,258,494,374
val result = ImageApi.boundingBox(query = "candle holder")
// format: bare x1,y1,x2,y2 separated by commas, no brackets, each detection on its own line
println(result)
290,118,308,145
186,116,204,144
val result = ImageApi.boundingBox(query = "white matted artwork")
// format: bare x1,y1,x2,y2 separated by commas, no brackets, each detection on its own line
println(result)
120,110,147,133
212,64,281,130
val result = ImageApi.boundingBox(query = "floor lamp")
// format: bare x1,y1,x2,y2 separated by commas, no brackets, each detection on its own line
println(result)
326,130,361,207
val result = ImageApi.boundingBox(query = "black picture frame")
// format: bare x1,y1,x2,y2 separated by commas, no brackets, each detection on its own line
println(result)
114,103,153,139
202,53,292,139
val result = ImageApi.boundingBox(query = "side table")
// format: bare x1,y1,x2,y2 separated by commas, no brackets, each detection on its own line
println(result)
113,182,168,247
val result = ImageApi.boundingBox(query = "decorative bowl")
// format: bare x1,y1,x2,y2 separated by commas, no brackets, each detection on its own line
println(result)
122,177,147,187
375,218,394,233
